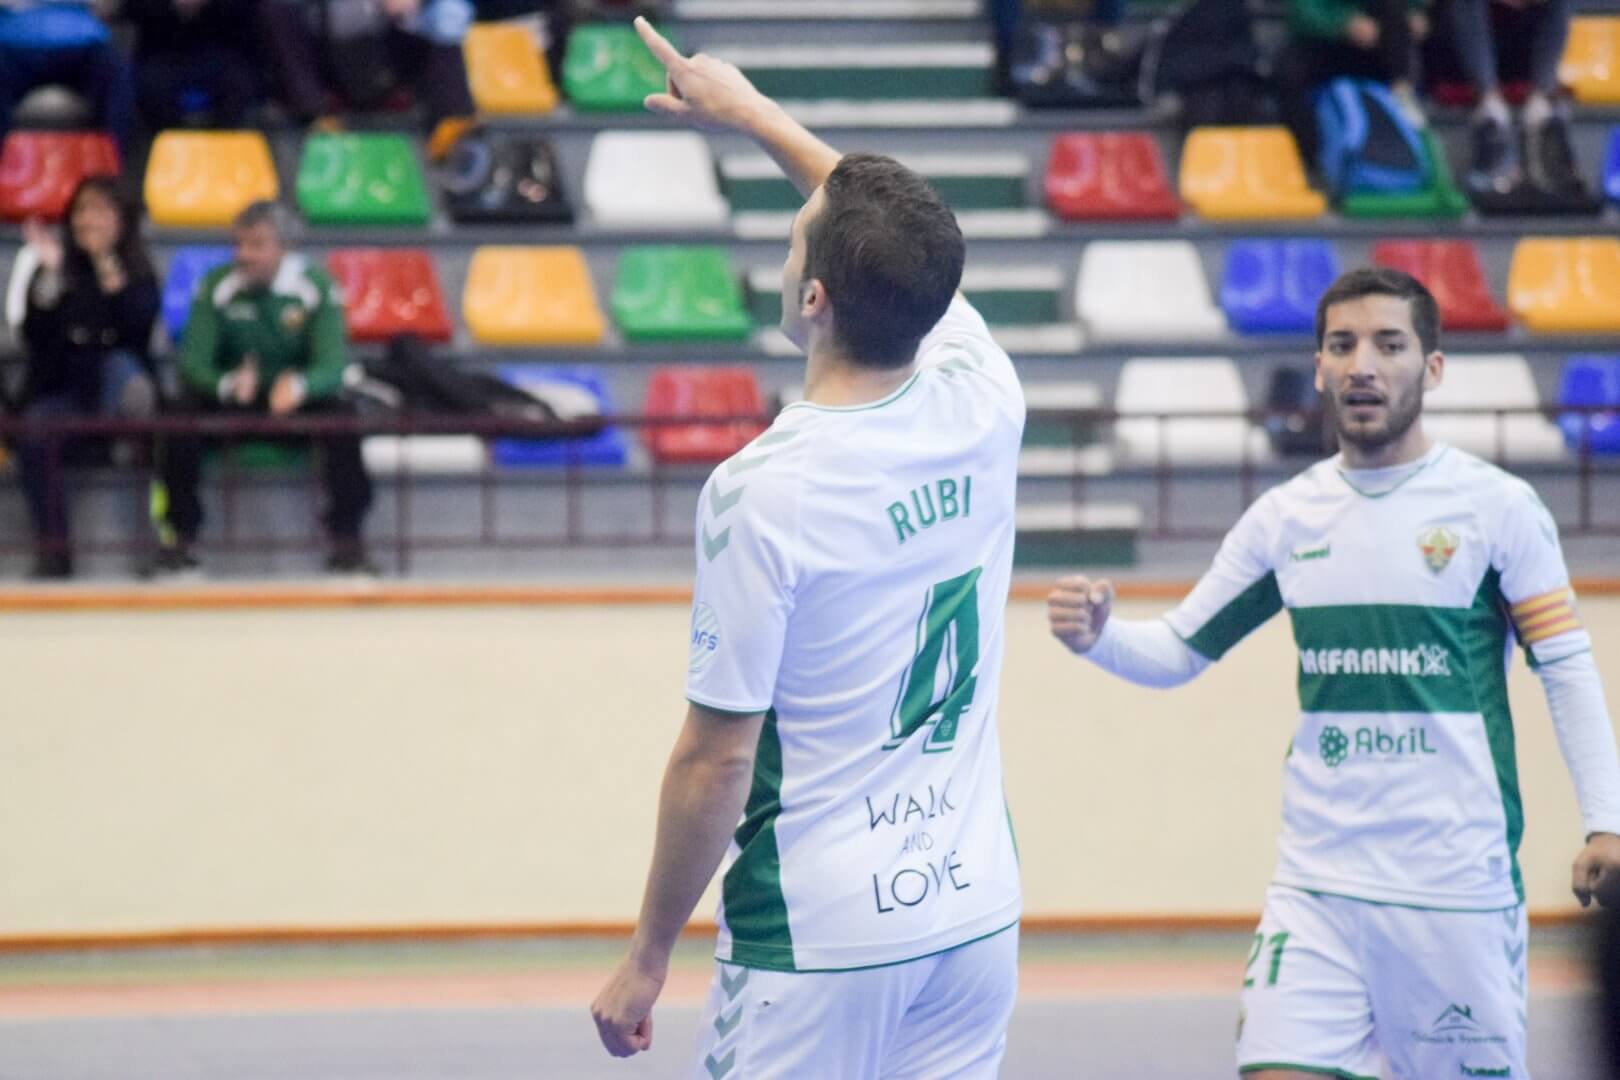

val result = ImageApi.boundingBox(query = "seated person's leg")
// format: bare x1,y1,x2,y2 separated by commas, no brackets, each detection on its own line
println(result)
256,0,330,124
298,395,373,570
154,389,211,564
1520,0,1581,195
59,41,137,158
1448,0,1521,193
15,394,82,577
387,26,476,158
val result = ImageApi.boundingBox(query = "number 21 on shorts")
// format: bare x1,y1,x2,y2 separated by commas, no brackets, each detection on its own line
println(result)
1244,931,1290,988
884,567,982,754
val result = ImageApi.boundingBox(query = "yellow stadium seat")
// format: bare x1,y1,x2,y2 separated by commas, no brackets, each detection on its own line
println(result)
1178,127,1327,221
1561,17,1620,105
463,246,606,346
144,131,279,228
464,23,559,114
1508,238,1620,334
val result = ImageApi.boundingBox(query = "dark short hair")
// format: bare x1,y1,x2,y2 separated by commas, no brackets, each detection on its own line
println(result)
1314,267,1441,357
233,199,287,235
802,154,965,368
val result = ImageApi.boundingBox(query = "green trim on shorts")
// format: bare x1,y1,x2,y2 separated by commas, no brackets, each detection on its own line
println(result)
1278,883,1521,914
1239,1063,1378,1080
721,919,1019,975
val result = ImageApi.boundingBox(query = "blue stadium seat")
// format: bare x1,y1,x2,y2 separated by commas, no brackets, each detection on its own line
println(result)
1604,127,1620,205
1558,355,1620,455
162,246,233,342
1220,239,1340,335
491,365,628,468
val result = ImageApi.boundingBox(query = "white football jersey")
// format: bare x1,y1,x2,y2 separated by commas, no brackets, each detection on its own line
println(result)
685,298,1025,972
1165,444,1591,909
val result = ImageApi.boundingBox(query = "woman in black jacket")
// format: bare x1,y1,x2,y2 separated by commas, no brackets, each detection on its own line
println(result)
15,176,159,579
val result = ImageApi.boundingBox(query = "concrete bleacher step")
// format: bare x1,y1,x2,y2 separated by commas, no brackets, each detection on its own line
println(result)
675,0,980,18
1017,445,1116,478
1023,381,1106,448
1014,502,1143,567
733,207,1046,240
721,151,1031,212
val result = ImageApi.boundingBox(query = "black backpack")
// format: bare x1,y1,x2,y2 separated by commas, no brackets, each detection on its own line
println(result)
439,130,575,224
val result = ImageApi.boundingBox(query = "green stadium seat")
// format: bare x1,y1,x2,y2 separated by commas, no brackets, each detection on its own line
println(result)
562,23,672,112
612,247,751,342
296,133,431,226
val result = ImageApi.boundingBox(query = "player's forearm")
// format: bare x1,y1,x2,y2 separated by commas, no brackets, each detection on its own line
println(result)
629,736,756,965
1082,618,1211,689
742,98,842,198
1539,651,1620,838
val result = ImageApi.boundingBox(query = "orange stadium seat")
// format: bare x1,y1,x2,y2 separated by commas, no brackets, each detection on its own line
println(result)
464,23,559,114
462,246,606,346
144,131,278,227
1178,127,1327,220
1507,238,1620,334
643,366,767,465
0,132,119,222
1044,133,1179,222
327,249,453,343
1373,240,1511,333
1561,17,1620,105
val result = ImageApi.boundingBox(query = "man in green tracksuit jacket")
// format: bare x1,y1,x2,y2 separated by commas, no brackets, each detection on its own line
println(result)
155,200,374,573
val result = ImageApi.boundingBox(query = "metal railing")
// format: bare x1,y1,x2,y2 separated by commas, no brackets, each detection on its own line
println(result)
1,406,1615,572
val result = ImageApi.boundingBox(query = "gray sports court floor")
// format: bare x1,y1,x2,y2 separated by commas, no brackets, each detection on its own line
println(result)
0,931,1609,1079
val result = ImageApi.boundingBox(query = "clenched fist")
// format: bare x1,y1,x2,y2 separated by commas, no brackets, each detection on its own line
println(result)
1048,575,1114,655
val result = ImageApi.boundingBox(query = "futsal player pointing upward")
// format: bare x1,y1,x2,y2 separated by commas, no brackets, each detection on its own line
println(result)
592,19,1025,1077
1050,268,1620,1080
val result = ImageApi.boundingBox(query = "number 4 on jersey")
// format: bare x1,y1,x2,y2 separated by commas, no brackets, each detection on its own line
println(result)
885,567,982,754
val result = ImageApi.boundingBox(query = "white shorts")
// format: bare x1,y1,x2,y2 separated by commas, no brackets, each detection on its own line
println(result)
688,926,1019,1080
1236,885,1528,1080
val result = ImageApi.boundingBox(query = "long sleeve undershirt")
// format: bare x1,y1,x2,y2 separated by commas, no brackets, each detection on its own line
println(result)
1538,651,1620,839
1081,617,1211,689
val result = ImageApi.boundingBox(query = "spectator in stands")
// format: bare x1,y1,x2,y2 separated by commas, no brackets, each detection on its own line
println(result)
1275,0,1432,173
256,0,476,159
1440,0,1579,199
13,176,158,579
126,0,262,134
0,0,135,155
155,201,374,575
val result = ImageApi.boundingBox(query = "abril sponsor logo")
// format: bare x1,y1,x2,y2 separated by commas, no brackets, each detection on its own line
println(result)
1461,1066,1511,1078
1300,644,1451,677
1318,724,1438,768
689,603,720,673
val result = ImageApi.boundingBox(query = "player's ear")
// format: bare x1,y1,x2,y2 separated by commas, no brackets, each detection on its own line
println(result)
1423,350,1444,392
800,277,829,320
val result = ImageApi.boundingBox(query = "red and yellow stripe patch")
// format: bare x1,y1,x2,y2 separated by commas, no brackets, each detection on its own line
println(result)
1511,587,1583,645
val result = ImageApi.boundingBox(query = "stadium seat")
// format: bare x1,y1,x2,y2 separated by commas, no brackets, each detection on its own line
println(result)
160,246,233,342
1178,127,1327,220
584,132,729,229
1076,241,1227,342
1372,240,1511,332
1339,130,1469,220
1604,127,1620,205
0,131,118,222
144,130,278,227
1220,239,1340,335
1557,355,1620,455
296,133,431,226
463,23,558,114
326,248,453,344
1506,238,1620,334
612,247,751,342
1424,354,1565,463
1044,133,1179,222
715,42,996,101
440,131,573,224
362,436,487,476
1560,17,1620,105
492,364,627,468
1114,357,1271,467
463,246,606,346
643,366,768,465
562,23,671,111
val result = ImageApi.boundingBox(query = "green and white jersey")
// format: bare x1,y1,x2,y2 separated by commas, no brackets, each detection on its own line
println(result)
1165,443,1592,910
685,297,1025,972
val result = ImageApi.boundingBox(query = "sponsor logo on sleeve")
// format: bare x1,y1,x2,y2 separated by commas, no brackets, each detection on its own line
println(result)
689,602,720,673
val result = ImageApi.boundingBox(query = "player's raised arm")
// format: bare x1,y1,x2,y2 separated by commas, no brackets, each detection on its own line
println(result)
635,17,840,197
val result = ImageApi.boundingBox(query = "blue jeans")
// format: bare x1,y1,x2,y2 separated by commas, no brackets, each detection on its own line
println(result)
15,350,152,558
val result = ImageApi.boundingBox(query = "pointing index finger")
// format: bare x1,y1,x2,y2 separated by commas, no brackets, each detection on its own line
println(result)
634,16,686,71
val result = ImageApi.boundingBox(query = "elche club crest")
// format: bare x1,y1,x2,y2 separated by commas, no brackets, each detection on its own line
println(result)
1417,525,1459,573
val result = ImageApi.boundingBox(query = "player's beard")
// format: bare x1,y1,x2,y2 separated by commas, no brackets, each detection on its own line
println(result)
1326,378,1424,455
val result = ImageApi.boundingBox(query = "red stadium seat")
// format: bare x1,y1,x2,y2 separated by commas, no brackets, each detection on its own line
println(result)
643,366,767,465
326,249,453,343
1372,240,1512,333
1044,133,1180,222
0,132,119,222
